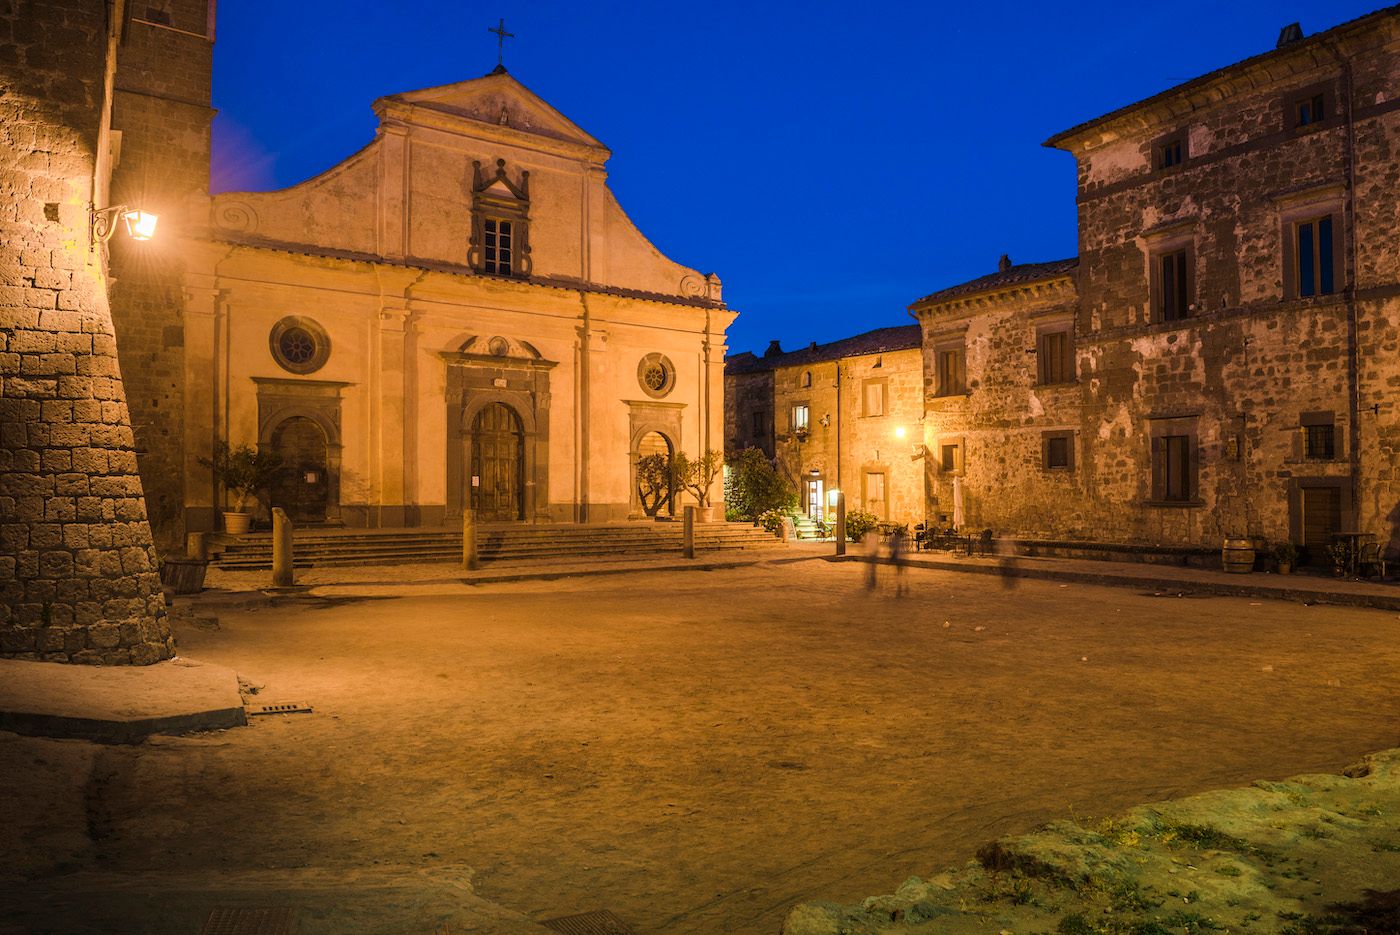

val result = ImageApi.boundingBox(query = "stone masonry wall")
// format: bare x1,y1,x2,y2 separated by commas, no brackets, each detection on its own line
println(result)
1066,23,1400,550
920,280,1083,536
0,0,174,664
108,3,215,555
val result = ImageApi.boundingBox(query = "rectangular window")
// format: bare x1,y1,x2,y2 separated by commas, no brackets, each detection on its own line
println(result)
1155,249,1191,322
1155,134,1185,170
935,345,966,396
1296,216,1335,297
863,380,885,417
1037,329,1073,385
864,471,886,518
1042,432,1074,471
791,405,809,433
939,441,962,475
751,410,766,435
1152,434,1193,502
484,218,513,274
1295,92,1325,128
1304,423,1335,460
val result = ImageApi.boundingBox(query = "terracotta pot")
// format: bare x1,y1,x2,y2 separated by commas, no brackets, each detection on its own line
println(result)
222,510,253,535
1276,562,1292,576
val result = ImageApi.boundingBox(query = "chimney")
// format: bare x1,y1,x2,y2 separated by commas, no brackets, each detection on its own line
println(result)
1277,22,1304,48
808,341,818,351
764,340,783,357
998,254,1012,272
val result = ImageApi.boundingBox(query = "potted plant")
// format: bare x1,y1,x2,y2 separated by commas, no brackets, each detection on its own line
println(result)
1273,541,1298,575
674,449,724,522
1327,540,1351,577
199,442,282,535
636,452,673,519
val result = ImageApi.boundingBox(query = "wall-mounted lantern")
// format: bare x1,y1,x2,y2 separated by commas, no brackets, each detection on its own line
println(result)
91,204,158,246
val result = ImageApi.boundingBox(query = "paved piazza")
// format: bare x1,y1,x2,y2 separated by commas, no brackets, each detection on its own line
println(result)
8,561,1400,933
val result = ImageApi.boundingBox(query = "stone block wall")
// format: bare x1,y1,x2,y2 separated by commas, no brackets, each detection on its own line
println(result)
108,4,215,555
0,0,174,664
920,278,1083,536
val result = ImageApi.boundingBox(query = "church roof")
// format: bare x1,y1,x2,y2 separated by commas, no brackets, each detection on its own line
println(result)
909,258,1078,309
726,324,921,375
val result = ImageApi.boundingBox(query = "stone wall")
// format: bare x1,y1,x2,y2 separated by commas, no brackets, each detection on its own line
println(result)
919,277,1083,536
107,2,215,555
0,0,173,664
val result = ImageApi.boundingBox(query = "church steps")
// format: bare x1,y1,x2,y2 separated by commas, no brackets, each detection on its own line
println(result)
208,523,779,570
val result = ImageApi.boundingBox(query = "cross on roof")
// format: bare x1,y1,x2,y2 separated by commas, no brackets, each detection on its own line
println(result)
488,18,514,68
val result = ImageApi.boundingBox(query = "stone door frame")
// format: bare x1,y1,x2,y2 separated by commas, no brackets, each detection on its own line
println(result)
253,377,349,525
627,400,685,519
443,348,555,523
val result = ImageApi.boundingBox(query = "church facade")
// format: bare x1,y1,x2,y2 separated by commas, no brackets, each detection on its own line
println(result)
169,68,731,534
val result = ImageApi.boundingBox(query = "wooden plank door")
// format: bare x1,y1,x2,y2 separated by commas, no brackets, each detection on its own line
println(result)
471,403,523,522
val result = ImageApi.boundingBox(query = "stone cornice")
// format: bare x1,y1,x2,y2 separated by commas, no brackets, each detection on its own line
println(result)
1045,7,1400,155
910,275,1077,321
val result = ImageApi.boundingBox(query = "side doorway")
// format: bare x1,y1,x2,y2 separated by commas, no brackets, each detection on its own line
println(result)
269,417,331,524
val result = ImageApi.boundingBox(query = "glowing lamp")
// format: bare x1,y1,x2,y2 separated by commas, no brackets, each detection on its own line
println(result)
91,203,158,245
827,488,841,507
122,209,158,241
893,426,907,439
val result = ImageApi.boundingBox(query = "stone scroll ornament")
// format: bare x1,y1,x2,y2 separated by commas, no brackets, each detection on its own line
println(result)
213,201,257,233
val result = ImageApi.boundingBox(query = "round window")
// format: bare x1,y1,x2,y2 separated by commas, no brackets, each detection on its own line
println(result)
637,353,676,399
269,316,331,375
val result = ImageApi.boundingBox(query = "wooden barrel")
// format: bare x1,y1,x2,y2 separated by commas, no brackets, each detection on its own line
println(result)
1221,537,1255,574
160,558,209,595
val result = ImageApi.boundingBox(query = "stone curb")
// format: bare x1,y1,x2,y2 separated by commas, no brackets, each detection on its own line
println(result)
0,705,246,745
829,554,1400,611
0,657,248,745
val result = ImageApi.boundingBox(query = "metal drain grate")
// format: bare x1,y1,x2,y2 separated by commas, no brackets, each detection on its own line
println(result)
200,907,296,935
540,910,638,935
246,702,313,716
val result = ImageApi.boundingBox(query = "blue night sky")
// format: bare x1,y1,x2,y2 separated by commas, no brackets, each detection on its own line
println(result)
211,1,1381,357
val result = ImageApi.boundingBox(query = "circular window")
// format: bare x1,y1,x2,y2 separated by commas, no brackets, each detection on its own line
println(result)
269,316,330,375
637,353,676,399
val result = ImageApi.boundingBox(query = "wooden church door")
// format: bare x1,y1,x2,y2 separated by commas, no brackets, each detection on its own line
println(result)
471,402,524,522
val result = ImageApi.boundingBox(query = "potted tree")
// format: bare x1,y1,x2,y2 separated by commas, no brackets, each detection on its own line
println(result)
199,442,282,535
636,452,673,520
674,449,724,522
1273,541,1298,576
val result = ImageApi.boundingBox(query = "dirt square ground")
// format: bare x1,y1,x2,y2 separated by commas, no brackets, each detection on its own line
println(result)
5,560,1400,934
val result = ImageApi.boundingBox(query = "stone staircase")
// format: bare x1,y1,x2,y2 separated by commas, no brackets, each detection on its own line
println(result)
208,522,781,570
790,512,825,539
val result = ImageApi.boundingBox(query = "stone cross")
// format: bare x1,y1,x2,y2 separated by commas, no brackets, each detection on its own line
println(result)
488,18,514,67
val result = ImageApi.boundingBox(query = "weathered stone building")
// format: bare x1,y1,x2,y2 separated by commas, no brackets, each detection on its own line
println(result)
725,326,924,524
912,7,1400,561
1,0,175,663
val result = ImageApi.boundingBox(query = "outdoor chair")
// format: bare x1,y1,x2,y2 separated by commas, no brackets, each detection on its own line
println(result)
1359,541,1388,579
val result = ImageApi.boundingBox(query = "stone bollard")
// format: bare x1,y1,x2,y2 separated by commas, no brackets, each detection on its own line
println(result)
272,508,294,587
834,491,846,557
683,505,696,559
186,531,208,561
462,509,478,571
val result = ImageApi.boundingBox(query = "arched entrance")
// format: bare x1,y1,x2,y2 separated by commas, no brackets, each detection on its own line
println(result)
269,417,331,523
471,402,525,522
632,430,675,518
